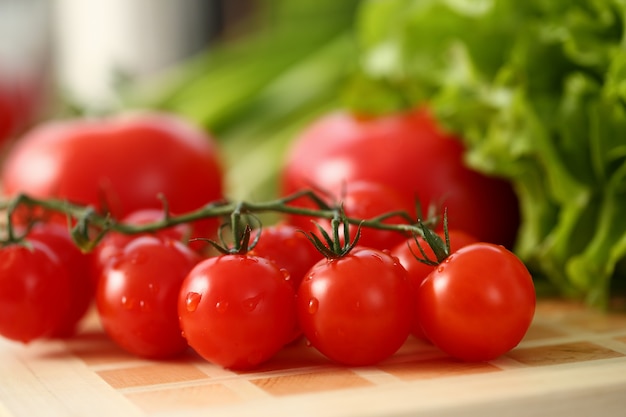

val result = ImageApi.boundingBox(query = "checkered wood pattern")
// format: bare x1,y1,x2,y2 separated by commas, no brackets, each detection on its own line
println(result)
3,299,626,417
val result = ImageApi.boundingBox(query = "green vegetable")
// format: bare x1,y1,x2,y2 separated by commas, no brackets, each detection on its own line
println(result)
129,0,626,307
126,0,361,201
349,0,626,307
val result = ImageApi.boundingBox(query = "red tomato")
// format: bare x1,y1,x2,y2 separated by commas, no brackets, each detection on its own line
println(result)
26,223,97,337
96,235,200,359
178,254,296,370
416,243,535,361
0,240,71,343
249,223,323,290
390,229,479,339
288,181,412,251
93,208,192,276
281,107,519,248
1,112,223,242
297,247,412,366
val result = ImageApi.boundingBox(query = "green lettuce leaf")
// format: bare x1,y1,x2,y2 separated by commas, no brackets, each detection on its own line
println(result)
351,0,626,307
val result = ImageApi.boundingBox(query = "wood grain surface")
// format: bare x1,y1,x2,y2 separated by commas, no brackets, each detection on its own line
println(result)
2,299,626,417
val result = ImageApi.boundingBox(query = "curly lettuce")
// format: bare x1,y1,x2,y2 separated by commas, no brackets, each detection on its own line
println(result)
351,0,626,307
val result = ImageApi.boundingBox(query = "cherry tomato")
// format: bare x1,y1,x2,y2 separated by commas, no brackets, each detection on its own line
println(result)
281,107,519,248
416,242,535,361
0,240,71,343
288,181,412,251
1,112,224,242
178,254,296,370
96,235,200,359
26,223,97,337
390,229,479,339
249,223,323,291
93,208,192,276
297,247,412,366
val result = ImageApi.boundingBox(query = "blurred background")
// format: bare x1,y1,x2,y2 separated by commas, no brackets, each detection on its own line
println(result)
3,0,626,306
0,0,361,199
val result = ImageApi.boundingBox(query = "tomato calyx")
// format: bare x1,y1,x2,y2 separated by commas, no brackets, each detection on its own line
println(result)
197,205,262,255
303,207,363,259
409,211,453,267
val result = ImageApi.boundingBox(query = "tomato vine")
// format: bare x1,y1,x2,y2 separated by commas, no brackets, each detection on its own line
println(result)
0,189,535,368
0,190,434,253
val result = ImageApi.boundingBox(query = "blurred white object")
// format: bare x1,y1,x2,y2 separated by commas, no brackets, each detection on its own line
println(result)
0,0,51,134
52,0,218,109
0,0,51,75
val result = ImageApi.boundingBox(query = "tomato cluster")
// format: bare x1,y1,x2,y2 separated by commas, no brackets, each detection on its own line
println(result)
0,109,536,370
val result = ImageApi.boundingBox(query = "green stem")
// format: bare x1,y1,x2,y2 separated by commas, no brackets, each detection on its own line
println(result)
0,190,432,249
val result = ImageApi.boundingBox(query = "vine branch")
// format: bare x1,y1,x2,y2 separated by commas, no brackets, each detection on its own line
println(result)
0,189,440,252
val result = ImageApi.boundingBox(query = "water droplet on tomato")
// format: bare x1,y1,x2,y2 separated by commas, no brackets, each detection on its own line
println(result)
280,268,290,281
185,292,202,312
437,265,444,273
180,330,186,339
307,298,319,314
243,295,262,312
216,300,229,313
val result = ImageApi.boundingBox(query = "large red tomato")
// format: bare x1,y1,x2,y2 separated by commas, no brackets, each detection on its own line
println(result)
286,180,413,251
281,107,519,248
1,112,224,241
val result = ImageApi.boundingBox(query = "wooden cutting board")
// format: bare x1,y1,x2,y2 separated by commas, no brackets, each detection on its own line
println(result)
2,299,626,417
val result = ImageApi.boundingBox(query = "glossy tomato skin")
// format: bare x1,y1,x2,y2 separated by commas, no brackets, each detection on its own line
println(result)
96,236,201,359
297,247,412,366
281,107,519,248
178,254,297,370
0,240,71,343
390,229,479,339
27,223,97,337
93,208,193,276
249,224,323,291
416,243,535,362
1,112,223,242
